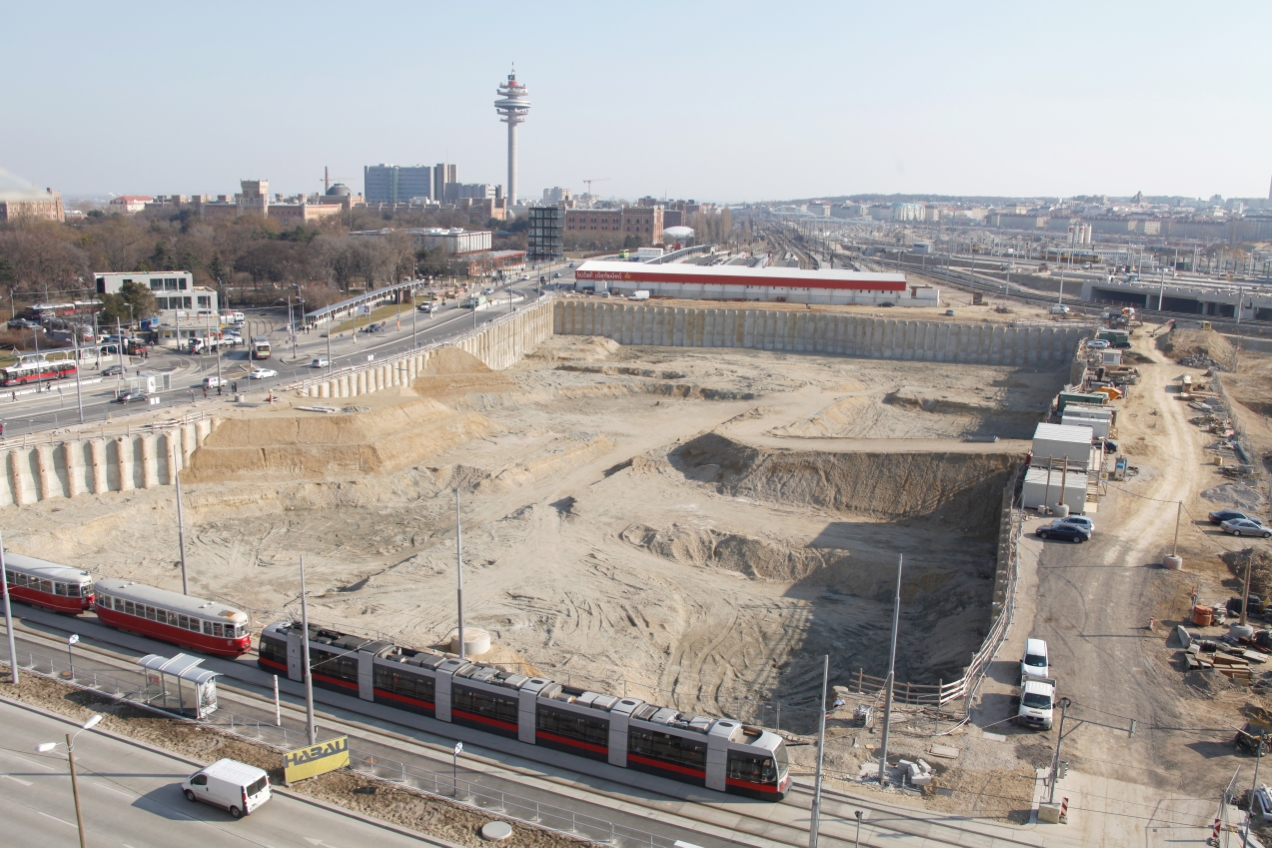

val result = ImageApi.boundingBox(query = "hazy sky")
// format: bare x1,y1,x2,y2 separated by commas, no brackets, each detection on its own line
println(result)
4,1,1270,203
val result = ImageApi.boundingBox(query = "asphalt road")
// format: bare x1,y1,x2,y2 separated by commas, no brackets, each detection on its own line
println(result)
0,272,571,438
0,698,441,848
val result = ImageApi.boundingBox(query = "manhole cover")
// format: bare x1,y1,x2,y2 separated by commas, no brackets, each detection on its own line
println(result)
480,821,513,841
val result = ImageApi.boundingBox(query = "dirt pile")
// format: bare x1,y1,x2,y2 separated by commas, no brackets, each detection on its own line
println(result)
1158,328,1236,367
185,398,501,483
1202,483,1266,512
669,432,1019,537
412,346,519,402
1223,547,1272,601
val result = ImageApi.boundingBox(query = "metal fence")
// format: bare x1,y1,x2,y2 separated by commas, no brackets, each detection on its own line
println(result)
4,646,677,848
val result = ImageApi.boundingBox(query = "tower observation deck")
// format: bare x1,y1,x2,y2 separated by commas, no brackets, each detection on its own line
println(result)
494,67,531,209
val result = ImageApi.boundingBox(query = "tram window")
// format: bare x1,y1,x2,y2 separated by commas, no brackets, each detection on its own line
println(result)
145,606,156,621
53,583,66,596
537,706,608,747
114,597,123,612
203,621,212,635
69,584,84,597
628,728,707,770
40,579,53,593
124,600,135,616
453,685,518,724
12,573,25,587
726,752,776,783
178,614,189,630
211,622,224,637
167,611,179,626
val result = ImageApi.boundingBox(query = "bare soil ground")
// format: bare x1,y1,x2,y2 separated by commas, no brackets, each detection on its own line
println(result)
2,337,1065,730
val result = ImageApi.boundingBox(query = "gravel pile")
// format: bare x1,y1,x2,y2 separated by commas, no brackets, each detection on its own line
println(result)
1179,354,1229,371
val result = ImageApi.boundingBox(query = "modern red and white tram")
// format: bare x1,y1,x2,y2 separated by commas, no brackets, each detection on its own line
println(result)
260,621,790,799
2,552,94,614
93,579,251,657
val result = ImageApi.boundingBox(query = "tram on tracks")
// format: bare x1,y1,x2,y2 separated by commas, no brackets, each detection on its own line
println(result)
259,620,790,799
93,579,251,657
0,359,78,387
2,553,94,614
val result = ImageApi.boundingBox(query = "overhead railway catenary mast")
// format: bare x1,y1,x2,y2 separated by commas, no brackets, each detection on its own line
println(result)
259,620,791,799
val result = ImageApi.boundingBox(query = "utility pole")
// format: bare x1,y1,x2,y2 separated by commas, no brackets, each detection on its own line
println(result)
174,474,189,595
300,554,316,745
455,489,466,661
115,317,124,395
1247,734,1266,847
411,285,418,349
72,326,84,424
809,654,829,848
1048,697,1072,803
1,529,18,684
877,554,903,786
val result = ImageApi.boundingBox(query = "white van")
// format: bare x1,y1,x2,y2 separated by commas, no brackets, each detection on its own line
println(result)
1021,638,1050,680
1050,304,1071,315
182,759,272,818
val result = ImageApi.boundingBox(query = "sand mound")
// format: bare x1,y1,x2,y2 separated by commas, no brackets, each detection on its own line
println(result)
1158,328,1236,365
669,432,1018,537
525,335,621,362
1202,483,1266,512
185,398,501,483
1224,547,1272,602
412,346,519,401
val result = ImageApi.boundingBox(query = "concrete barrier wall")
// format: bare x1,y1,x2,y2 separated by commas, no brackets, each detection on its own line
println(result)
0,417,217,507
553,301,1081,365
303,300,555,400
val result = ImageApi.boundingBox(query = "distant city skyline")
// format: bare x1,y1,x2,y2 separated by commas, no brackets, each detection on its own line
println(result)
3,1,1270,203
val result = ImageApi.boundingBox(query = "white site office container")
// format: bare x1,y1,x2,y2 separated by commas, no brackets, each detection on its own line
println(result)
1101,349,1123,366
1032,423,1094,464
1062,413,1111,438
1022,466,1089,512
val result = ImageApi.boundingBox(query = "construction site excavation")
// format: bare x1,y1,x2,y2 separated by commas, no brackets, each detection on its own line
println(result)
2,331,1069,730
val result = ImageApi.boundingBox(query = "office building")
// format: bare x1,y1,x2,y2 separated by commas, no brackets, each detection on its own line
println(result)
542,187,573,205
527,206,564,261
0,188,65,222
564,206,663,244
94,271,219,321
108,196,152,215
434,163,457,202
364,164,435,204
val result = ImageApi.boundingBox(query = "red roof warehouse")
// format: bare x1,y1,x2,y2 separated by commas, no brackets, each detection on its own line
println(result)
572,260,938,306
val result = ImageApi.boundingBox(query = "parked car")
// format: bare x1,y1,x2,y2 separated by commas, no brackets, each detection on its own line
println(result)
115,391,150,404
248,368,277,380
1021,637,1050,680
181,758,272,818
568,262,576,268
945,309,955,316
1056,515,1095,534
879,301,895,307
1087,339,1110,349
1098,439,1118,452
310,357,330,368
1209,509,1263,526
1035,522,1090,543
101,364,125,376
1222,519,1272,538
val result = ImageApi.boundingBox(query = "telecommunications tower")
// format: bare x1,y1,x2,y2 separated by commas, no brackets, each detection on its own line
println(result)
494,66,530,208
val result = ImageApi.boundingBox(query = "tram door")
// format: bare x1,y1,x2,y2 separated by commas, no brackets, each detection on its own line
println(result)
287,631,304,682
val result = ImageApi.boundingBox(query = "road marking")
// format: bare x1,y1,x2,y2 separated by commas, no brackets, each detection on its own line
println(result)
1,774,32,786
39,810,76,827
93,781,132,797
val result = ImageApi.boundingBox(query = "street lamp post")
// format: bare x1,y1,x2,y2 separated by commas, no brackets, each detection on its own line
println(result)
36,714,103,848
1,529,18,684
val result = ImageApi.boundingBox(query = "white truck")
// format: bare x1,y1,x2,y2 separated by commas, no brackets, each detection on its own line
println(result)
1016,676,1057,730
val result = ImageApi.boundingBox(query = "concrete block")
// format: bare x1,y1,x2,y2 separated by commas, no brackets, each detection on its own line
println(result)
1170,624,1192,648
1038,802,1063,824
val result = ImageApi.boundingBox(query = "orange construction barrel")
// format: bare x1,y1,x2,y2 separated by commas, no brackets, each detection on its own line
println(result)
1192,605,1213,627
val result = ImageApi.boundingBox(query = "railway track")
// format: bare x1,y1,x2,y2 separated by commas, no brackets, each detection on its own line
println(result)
6,609,1058,848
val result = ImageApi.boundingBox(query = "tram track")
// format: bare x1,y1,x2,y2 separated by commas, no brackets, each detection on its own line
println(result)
5,609,1055,848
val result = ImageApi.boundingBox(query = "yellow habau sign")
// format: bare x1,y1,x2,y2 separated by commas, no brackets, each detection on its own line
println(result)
283,735,349,783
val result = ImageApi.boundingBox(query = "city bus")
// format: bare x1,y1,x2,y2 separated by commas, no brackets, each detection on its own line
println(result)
251,337,272,360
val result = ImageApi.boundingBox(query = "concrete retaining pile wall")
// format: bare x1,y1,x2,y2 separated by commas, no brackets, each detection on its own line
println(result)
302,301,554,400
554,301,1081,365
0,418,216,507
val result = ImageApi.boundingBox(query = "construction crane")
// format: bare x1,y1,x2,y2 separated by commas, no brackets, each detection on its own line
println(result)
319,166,354,193
582,178,610,196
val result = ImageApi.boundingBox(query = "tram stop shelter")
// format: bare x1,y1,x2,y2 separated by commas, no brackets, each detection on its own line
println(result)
136,653,220,719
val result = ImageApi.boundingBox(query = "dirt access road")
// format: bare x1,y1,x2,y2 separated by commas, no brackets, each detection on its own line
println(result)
975,328,1247,796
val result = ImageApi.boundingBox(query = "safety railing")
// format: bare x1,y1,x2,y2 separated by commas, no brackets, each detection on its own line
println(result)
348,751,676,848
